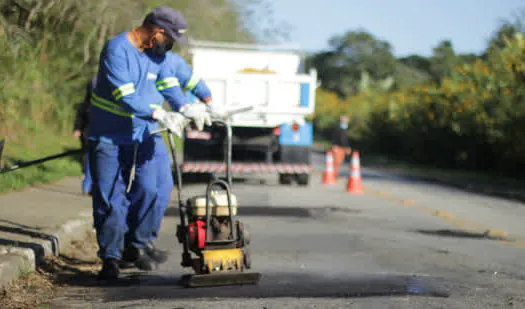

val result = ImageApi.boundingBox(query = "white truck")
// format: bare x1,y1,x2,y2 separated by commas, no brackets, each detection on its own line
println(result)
182,40,318,186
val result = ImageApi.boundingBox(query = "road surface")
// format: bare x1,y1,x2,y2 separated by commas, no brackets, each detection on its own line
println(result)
48,153,525,308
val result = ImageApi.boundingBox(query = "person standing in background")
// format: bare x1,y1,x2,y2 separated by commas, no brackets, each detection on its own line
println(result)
331,115,352,177
73,76,97,195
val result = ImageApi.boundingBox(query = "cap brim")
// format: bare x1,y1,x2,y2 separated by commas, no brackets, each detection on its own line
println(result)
164,28,187,46
173,33,188,45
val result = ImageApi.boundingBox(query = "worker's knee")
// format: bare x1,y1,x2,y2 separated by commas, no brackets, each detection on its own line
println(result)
139,179,159,200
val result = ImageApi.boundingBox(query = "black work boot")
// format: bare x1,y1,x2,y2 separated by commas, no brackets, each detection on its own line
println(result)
118,260,136,269
144,242,169,264
134,254,156,271
122,244,157,271
97,258,119,281
120,245,139,269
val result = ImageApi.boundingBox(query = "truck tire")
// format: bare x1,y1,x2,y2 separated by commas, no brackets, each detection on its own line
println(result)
296,173,309,186
279,174,293,185
182,172,213,184
278,146,311,186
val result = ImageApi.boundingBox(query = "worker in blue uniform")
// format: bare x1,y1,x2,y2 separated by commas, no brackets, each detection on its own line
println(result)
146,51,217,246
116,52,219,271
164,51,213,103
88,6,212,281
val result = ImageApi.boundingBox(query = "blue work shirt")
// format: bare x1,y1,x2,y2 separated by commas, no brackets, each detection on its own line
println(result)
88,31,188,145
164,52,212,102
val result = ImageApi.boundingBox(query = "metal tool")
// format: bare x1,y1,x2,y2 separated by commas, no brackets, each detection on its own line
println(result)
0,139,84,174
155,105,261,288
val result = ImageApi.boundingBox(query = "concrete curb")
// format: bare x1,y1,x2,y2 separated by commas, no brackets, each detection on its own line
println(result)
0,211,93,289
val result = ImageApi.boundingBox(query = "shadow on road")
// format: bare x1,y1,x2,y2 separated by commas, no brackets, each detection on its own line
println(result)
164,205,361,219
413,229,510,241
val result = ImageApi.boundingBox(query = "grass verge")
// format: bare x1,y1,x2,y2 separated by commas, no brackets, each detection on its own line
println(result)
0,128,83,194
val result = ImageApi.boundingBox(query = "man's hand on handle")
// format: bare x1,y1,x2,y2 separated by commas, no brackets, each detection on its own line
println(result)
152,98,254,137
152,108,188,138
205,100,229,119
179,103,212,131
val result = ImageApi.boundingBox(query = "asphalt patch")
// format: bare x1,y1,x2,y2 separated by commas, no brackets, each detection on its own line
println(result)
414,229,510,241
59,272,451,302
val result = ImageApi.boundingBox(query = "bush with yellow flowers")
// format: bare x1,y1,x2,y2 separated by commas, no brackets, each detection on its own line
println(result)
313,32,525,174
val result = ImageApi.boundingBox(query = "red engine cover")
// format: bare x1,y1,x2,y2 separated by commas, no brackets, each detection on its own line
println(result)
188,220,206,249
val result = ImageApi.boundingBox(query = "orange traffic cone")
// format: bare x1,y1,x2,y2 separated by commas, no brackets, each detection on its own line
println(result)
346,151,363,194
323,151,337,185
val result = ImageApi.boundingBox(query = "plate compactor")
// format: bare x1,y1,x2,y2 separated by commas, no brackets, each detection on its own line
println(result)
161,111,261,288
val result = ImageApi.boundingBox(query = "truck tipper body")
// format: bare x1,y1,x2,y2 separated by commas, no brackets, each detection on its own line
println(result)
182,40,318,185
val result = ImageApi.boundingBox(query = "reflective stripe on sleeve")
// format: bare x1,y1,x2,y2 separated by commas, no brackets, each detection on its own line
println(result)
185,74,200,91
156,77,180,91
112,83,136,101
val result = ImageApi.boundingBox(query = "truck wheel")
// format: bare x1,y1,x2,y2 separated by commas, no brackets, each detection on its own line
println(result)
279,174,293,185
296,173,309,186
183,172,213,184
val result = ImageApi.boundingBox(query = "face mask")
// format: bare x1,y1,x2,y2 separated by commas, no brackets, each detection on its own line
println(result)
149,36,174,56
340,123,348,129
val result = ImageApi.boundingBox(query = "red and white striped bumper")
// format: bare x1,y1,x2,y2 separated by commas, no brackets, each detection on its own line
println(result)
182,161,312,174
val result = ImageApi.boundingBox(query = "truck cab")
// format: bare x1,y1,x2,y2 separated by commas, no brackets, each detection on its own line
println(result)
182,40,318,186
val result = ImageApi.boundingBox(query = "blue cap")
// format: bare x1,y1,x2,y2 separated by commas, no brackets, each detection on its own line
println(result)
144,7,188,45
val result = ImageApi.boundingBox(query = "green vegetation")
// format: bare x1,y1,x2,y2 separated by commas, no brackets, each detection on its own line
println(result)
0,0,285,193
0,127,82,193
308,9,525,178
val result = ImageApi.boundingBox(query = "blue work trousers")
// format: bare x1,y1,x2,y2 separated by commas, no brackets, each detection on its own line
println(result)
82,152,92,194
88,134,173,260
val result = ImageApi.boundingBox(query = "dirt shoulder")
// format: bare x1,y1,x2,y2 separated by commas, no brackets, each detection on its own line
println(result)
0,230,100,309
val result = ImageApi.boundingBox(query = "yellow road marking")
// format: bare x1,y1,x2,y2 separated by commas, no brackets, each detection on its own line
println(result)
315,170,525,249
363,186,525,250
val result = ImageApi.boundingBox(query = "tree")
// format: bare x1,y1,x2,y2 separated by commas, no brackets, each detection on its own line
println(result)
457,53,478,65
0,0,270,135
398,55,432,75
394,62,431,88
429,40,457,84
483,7,525,58
233,0,293,44
307,29,397,98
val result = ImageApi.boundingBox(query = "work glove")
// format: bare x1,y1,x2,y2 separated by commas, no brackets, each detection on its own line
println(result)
152,108,187,138
205,101,229,119
179,103,212,131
